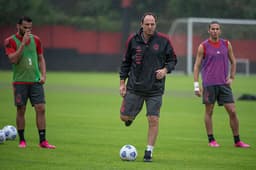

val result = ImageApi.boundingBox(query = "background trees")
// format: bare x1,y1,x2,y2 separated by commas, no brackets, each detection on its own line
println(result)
0,0,256,32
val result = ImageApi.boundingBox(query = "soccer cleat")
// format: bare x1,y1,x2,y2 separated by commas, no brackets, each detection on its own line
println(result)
125,120,133,127
143,150,152,162
234,141,250,148
39,140,56,149
18,140,26,148
208,140,220,147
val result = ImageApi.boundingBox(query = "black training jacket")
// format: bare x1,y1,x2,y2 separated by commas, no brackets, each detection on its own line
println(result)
120,28,177,96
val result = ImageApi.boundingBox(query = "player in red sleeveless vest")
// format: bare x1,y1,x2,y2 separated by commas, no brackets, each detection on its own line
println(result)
4,16,55,149
193,21,250,148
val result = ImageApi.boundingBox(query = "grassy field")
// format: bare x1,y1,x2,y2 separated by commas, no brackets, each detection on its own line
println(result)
0,71,255,170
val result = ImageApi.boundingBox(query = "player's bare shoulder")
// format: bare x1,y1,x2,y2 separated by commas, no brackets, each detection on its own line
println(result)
32,34,41,41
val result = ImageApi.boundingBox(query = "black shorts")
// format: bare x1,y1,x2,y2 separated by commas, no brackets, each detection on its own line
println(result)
120,91,162,118
13,83,45,106
203,85,234,106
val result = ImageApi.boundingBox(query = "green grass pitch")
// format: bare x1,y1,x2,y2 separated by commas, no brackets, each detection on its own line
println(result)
0,71,255,170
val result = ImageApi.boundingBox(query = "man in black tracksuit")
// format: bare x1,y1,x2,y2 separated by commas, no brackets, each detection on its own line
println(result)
119,12,177,162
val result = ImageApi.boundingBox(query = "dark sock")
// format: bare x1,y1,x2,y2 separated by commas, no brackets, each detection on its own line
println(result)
38,129,46,143
18,129,25,142
207,134,215,142
234,135,240,144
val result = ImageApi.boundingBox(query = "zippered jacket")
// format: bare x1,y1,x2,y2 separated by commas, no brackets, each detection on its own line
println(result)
120,28,177,96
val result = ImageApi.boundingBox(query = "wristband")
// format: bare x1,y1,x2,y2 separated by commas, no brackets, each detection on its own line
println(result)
194,82,200,91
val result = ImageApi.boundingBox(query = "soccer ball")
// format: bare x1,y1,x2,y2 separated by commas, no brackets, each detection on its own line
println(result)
0,130,6,144
119,144,138,161
3,125,17,140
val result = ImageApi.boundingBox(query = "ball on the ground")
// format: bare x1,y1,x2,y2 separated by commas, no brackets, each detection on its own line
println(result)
3,125,17,140
0,130,6,144
119,144,137,161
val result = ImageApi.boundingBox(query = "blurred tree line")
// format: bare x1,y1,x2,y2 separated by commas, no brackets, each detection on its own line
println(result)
1,0,256,32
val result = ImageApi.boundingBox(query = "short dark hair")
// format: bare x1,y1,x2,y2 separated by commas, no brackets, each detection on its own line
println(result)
209,21,220,29
17,16,32,24
141,12,157,23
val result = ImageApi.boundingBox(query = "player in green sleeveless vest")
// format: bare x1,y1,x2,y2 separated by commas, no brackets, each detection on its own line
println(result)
12,34,41,82
5,16,56,149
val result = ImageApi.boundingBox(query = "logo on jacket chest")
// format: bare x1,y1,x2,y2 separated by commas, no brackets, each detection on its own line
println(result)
153,43,159,51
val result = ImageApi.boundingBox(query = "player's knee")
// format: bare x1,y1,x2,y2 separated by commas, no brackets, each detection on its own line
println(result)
228,109,237,118
148,115,159,126
225,104,236,116
35,104,45,114
17,106,26,115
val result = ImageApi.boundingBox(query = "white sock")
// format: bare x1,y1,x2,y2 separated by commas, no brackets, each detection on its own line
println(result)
146,145,154,152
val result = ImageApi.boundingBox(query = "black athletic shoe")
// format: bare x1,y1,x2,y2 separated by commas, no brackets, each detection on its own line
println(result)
143,150,152,162
125,120,133,127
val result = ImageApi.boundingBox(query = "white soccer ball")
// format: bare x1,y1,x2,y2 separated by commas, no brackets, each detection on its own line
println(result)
0,130,6,144
119,144,138,161
3,125,17,140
